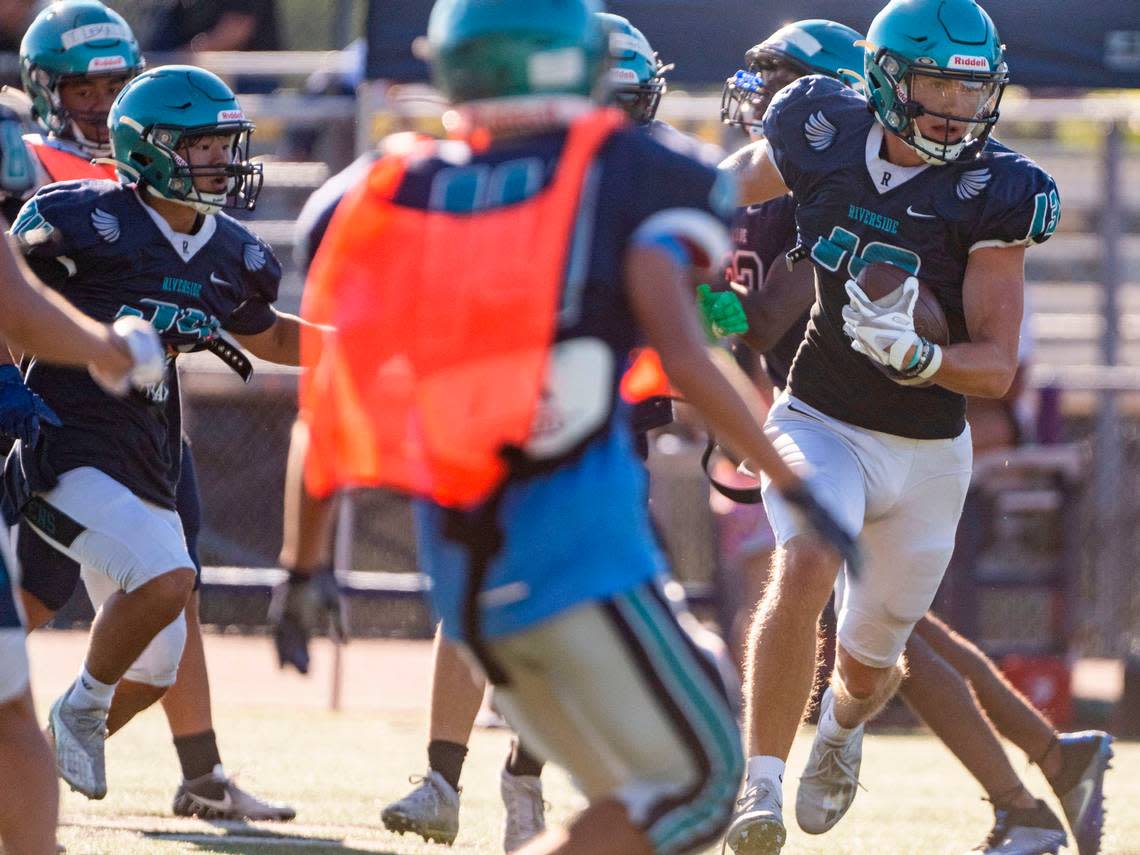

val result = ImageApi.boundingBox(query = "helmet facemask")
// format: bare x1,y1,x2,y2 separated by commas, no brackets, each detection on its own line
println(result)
721,51,807,140
870,48,1007,164
611,61,669,124
122,120,263,214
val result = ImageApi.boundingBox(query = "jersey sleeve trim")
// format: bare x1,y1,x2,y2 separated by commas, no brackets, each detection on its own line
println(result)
631,208,730,270
763,142,785,188
969,238,1030,254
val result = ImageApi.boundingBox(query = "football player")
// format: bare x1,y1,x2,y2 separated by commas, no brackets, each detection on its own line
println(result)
0,2,296,822
280,1,858,853
0,227,162,855
716,1,1070,853
289,14,737,850
712,17,1112,855
4,64,319,805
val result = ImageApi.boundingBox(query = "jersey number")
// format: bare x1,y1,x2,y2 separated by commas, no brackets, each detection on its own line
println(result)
729,249,764,291
1027,189,1060,243
810,227,921,279
116,299,220,341
429,158,545,213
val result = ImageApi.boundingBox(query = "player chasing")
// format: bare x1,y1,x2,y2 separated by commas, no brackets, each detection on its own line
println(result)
714,1,1076,853
0,0,294,821
711,15,1113,855
366,12,684,850
280,2,859,854
5,62,319,807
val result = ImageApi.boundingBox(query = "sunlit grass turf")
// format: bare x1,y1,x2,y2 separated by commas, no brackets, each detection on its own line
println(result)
43,697,1139,855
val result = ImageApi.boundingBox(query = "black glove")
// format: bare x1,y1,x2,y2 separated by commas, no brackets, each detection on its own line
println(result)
268,567,347,674
781,482,862,577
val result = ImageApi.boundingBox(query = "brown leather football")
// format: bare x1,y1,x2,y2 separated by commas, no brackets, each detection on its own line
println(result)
854,262,949,345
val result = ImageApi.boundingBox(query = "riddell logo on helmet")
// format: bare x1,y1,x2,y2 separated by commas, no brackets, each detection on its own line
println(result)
218,109,245,122
88,56,127,72
948,55,990,70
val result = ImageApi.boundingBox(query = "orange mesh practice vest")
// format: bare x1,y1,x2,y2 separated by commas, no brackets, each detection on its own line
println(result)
25,137,116,183
301,110,627,507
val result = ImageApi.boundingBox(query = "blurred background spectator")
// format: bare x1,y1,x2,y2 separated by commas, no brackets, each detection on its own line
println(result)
149,0,281,54
149,0,281,92
0,0,36,87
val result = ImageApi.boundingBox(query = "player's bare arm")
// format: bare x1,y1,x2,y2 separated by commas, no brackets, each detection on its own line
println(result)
0,237,138,380
626,241,795,492
278,419,336,573
233,310,324,367
718,140,788,207
737,253,815,353
928,245,1025,398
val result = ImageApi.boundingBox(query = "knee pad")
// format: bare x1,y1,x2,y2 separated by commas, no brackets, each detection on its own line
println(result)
0,630,29,704
123,611,186,688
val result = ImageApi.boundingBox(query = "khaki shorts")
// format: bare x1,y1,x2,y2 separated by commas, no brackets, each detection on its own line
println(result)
488,581,743,855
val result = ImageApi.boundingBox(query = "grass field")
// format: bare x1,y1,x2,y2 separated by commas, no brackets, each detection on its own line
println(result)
26,631,1140,855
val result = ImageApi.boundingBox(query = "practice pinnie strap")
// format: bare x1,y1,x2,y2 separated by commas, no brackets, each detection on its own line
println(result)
701,436,764,505
205,329,254,382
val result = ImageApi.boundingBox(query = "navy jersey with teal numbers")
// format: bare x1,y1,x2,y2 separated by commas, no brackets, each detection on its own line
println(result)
354,124,735,641
728,194,802,389
9,179,281,507
764,76,1060,439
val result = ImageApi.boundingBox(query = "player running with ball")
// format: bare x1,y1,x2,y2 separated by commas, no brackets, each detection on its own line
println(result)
718,1,1063,853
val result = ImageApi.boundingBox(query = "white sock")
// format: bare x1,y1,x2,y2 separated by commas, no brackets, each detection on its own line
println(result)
68,666,116,712
817,693,857,745
746,755,785,786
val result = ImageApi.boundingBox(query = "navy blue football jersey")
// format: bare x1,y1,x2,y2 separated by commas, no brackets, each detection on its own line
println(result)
8,179,281,507
763,76,1060,438
728,193,804,389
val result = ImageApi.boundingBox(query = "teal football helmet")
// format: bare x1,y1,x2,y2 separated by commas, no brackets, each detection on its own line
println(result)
864,0,1008,164
596,12,671,124
20,1,143,152
109,66,262,214
427,0,606,105
722,19,864,138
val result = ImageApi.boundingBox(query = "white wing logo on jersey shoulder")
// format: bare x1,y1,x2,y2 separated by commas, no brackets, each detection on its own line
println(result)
90,208,120,243
804,111,837,152
243,242,266,272
955,168,991,201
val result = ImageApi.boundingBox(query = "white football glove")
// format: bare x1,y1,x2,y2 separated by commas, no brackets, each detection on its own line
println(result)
90,316,166,395
841,277,942,383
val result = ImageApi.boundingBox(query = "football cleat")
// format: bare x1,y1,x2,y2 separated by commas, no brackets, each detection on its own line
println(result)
501,769,546,853
381,770,461,845
172,765,296,821
48,691,108,800
724,778,786,855
795,688,864,834
969,799,1067,855
1049,731,1113,855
